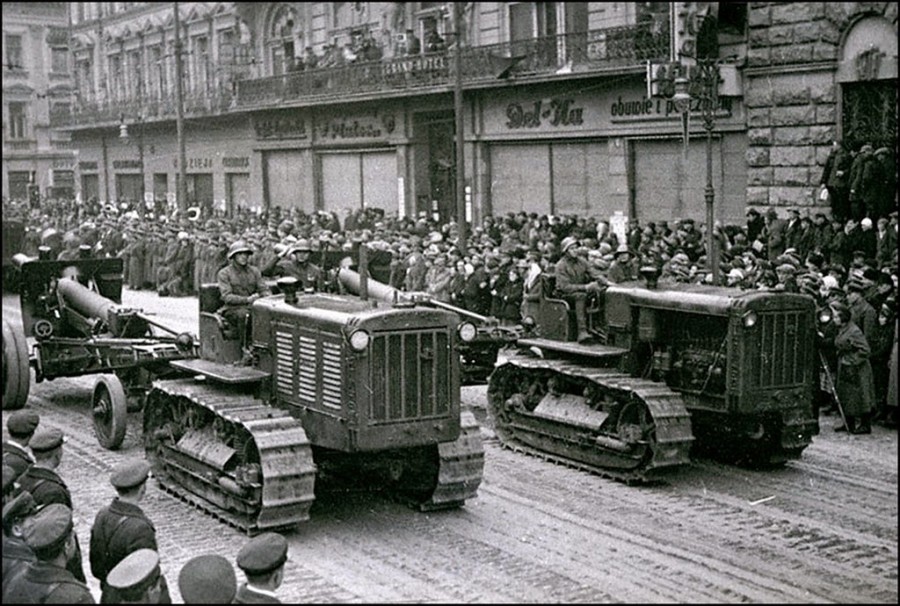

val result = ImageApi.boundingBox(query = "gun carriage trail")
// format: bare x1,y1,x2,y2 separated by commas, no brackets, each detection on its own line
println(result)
3,290,896,604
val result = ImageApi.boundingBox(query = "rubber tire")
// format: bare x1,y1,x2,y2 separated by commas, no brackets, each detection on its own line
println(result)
2,318,30,410
92,374,128,450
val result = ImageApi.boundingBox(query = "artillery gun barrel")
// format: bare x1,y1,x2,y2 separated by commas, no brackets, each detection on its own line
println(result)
56,277,121,325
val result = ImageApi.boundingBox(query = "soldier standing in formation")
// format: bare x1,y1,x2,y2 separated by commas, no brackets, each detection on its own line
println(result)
104,548,169,604
2,465,37,593
90,459,170,604
178,554,238,604
234,532,289,604
3,503,95,604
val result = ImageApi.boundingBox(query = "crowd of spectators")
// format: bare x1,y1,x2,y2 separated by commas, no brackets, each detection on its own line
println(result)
3,193,897,422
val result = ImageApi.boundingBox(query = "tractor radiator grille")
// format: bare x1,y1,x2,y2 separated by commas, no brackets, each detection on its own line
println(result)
369,329,451,422
275,328,343,409
753,310,807,388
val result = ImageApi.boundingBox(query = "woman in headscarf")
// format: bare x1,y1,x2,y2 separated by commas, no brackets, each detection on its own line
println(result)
829,301,876,434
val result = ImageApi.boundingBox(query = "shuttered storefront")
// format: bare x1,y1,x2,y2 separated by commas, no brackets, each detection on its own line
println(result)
320,150,396,214
265,150,310,212
490,142,610,217
632,136,746,225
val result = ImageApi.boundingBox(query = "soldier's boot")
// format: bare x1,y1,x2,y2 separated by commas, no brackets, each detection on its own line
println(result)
574,298,591,343
852,413,872,435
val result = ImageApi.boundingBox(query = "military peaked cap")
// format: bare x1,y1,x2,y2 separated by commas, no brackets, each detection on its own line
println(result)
107,548,161,596
22,503,72,553
7,410,40,436
29,428,65,453
2,464,18,494
2,490,37,525
110,459,152,490
236,532,289,575
179,554,237,604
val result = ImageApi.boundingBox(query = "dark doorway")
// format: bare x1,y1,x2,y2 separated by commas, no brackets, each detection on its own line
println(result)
842,80,898,152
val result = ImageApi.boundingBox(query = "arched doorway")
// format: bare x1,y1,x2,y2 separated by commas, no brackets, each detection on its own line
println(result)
836,15,898,152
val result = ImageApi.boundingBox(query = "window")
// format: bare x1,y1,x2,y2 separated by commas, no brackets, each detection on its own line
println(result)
110,54,123,100
193,36,208,93
76,59,94,99
51,46,68,73
153,44,167,97
718,2,748,36
129,50,143,96
5,34,24,69
50,102,71,122
8,102,28,139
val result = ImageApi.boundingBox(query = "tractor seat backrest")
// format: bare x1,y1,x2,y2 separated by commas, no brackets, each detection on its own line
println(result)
199,283,222,314
541,273,557,299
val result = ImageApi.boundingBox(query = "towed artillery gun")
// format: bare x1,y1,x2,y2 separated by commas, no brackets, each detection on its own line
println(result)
486,268,820,482
338,268,522,384
2,248,196,449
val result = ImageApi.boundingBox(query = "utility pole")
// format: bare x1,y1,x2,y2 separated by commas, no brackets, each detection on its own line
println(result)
174,1,187,212
453,1,468,251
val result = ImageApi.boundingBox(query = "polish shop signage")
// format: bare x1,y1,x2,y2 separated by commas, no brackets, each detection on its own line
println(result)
253,113,307,139
505,98,584,129
317,113,396,140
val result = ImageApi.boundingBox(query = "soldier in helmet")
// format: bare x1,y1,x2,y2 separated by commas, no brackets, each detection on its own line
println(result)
217,239,272,363
555,236,609,342
261,238,323,291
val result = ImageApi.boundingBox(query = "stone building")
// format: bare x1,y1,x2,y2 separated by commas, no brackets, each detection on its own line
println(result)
54,2,897,225
2,2,75,201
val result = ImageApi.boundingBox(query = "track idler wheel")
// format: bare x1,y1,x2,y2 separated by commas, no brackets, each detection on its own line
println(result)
92,374,128,450
2,318,30,410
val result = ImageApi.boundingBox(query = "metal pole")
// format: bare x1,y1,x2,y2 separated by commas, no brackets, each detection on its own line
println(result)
453,1,468,251
702,60,718,284
138,118,145,206
173,1,187,212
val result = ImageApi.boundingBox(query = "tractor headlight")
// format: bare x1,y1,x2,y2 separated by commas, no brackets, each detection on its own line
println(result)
742,311,758,328
348,330,370,351
818,309,832,325
458,322,477,343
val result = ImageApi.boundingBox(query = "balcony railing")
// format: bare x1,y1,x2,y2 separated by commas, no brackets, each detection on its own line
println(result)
55,22,669,126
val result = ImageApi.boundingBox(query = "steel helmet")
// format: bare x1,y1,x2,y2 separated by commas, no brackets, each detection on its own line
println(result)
560,236,578,253
291,238,311,253
227,240,253,259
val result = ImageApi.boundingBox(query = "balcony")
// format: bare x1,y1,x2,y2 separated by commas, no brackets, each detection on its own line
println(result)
4,139,37,152
53,22,670,127
236,23,670,109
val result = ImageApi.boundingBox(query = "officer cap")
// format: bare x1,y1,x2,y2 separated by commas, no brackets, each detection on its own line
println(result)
2,490,37,526
227,240,253,259
776,263,796,275
236,532,289,575
29,428,65,453
7,410,40,437
560,236,578,253
107,548,161,597
179,554,237,604
110,459,152,490
22,503,73,553
614,244,632,258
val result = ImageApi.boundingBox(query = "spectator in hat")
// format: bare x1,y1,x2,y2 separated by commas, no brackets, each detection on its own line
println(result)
608,244,638,284
870,299,897,424
105,548,169,604
90,459,170,604
17,427,86,584
848,143,877,221
875,217,897,270
425,254,453,303
179,554,237,604
3,504,94,604
3,410,40,479
235,532,289,604
829,301,876,434
463,255,492,316
871,146,897,221
846,277,878,346
820,139,853,222
764,208,787,262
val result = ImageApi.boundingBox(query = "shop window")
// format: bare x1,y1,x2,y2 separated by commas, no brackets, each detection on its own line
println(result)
5,34,24,70
8,102,28,139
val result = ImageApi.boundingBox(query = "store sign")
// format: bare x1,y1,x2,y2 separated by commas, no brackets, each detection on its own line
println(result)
79,161,98,171
53,159,75,170
609,94,732,121
318,113,395,140
113,160,141,169
223,156,249,168
505,98,584,129
254,114,307,139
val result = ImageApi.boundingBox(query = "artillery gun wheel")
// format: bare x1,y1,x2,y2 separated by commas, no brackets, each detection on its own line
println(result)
92,374,128,450
2,318,30,410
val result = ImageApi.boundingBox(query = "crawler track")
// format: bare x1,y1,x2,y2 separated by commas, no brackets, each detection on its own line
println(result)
487,354,693,483
144,378,316,534
412,409,485,510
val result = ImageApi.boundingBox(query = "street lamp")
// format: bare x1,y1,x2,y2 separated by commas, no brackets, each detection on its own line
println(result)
670,61,720,283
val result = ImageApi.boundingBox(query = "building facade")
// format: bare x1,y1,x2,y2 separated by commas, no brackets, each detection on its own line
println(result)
56,2,897,225
2,2,75,201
